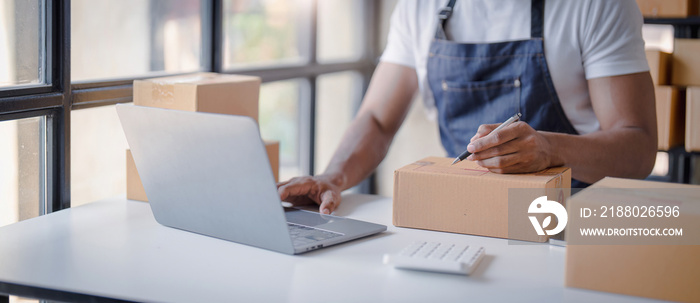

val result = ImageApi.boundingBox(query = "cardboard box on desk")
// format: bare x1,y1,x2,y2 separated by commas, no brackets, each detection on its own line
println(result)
264,140,280,183
655,86,685,151
672,39,700,87
635,0,699,17
126,140,280,202
645,50,672,85
687,87,700,152
133,72,261,123
392,157,571,242
565,177,700,303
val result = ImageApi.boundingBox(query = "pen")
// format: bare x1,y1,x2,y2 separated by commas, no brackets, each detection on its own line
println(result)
451,112,522,165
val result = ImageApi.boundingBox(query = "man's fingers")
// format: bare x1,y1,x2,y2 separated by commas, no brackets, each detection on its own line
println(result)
467,122,523,153
468,139,520,161
276,179,291,188
475,153,521,169
473,123,499,140
319,190,339,215
278,182,313,202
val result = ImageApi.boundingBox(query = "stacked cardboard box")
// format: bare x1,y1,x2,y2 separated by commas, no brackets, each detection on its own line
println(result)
126,72,280,202
687,87,700,152
655,86,685,150
671,39,700,152
646,39,700,152
646,50,684,151
672,39,700,87
636,0,699,17
646,50,671,86
393,157,571,242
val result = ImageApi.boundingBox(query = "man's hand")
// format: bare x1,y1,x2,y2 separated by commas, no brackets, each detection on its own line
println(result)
466,122,559,173
277,175,343,215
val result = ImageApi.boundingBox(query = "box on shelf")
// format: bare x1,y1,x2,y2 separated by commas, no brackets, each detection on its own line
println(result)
672,39,700,87
133,72,261,123
645,50,672,85
126,140,280,202
635,0,699,17
687,87,700,152
565,177,700,303
655,86,685,150
392,157,571,242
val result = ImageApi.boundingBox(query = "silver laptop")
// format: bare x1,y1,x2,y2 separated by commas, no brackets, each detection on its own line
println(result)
116,104,386,255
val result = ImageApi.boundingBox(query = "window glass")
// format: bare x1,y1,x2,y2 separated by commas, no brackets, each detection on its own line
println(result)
0,117,43,228
259,79,309,181
71,105,128,207
0,0,43,88
315,72,362,173
223,0,311,69
317,0,363,62
71,0,203,82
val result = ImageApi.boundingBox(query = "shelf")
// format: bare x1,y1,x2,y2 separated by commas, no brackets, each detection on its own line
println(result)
644,16,700,25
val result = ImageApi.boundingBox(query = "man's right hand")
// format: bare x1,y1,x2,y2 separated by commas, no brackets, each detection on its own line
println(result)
277,175,343,215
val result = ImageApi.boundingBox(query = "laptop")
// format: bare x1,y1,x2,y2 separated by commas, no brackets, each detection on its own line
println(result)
116,104,386,255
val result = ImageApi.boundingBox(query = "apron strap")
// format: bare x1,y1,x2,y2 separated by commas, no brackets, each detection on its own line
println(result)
435,0,546,40
531,0,544,38
436,0,457,40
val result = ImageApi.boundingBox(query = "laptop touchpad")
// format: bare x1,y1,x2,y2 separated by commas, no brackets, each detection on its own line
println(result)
284,208,335,226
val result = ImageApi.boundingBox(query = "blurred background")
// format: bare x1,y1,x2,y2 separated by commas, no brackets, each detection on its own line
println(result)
0,0,693,235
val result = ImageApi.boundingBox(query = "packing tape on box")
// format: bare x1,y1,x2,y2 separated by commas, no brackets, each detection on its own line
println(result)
150,74,214,104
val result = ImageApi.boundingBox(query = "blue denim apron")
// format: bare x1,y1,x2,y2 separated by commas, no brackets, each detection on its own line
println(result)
427,0,588,187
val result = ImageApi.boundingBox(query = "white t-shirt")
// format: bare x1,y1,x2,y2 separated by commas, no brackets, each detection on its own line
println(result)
380,0,649,135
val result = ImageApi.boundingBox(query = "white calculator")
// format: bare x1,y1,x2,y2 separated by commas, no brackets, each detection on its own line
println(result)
383,241,485,275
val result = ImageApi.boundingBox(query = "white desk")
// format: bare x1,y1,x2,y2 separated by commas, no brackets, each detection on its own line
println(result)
0,194,661,303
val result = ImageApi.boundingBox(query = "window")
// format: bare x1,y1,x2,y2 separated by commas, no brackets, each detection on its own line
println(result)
71,106,129,207
0,0,44,88
314,72,362,172
259,79,309,180
317,0,364,62
71,0,205,82
223,0,312,69
0,117,44,228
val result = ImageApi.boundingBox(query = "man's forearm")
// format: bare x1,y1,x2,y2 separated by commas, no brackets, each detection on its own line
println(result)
544,127,657,184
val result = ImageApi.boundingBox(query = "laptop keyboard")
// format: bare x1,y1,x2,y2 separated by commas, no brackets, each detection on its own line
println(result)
288,222,343,247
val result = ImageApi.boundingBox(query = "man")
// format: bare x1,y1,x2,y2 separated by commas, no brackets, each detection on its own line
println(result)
278,0,657,214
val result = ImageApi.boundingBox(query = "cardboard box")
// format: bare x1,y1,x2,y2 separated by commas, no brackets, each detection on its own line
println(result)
392,157,571,242
264,140,280,183
126,141,280,202
133,72,261,123
672,39,700,87
655,86,685,150
126,149,148,202
645,50,672,85
566,177,700,303
687,87,700,152
636,0,699,17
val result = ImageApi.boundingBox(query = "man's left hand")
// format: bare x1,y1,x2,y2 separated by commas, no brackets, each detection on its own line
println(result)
465,122,559,173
